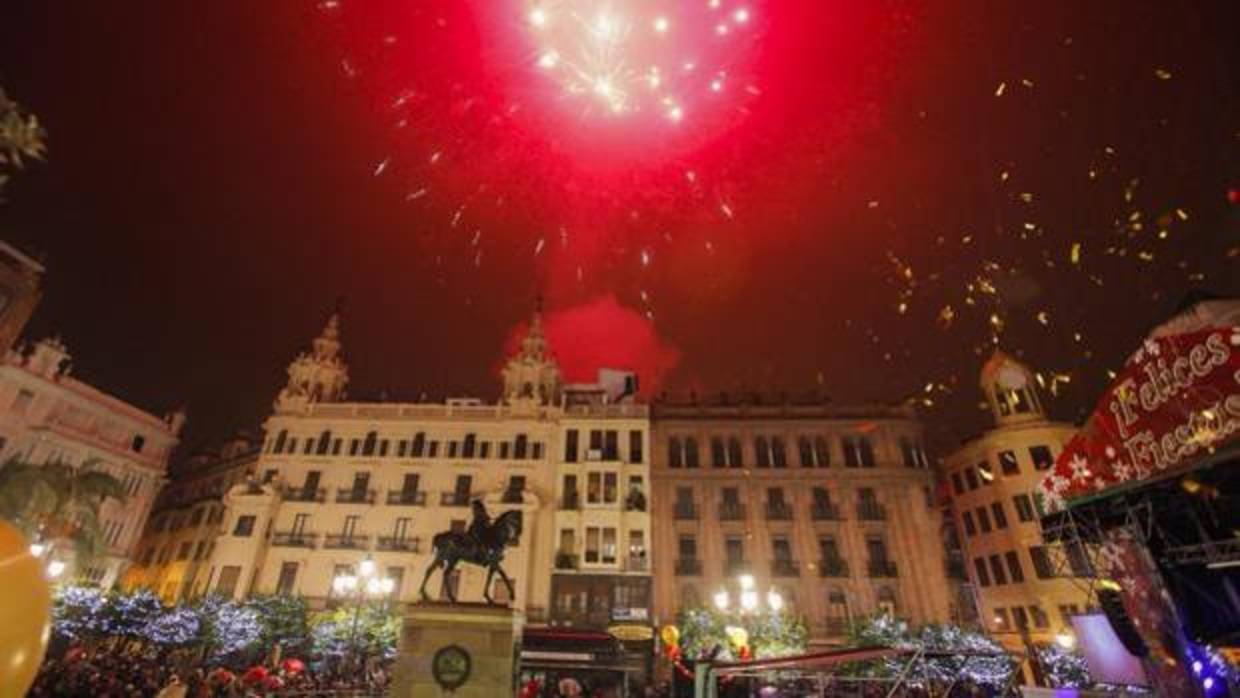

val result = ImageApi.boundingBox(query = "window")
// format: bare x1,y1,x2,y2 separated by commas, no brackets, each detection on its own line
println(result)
866,536,889,564
991,501,1008,529
899,437,917,468
1058,604,1082,626
818,537,842,562
291,513,309,535
480,441,491,459
814,436,830,467
725,537,745,565
755,437,771,468
515,434,529,459
962,510,977,537
193,541,206,561
387,567,405,599
189,507,204,527
132,435,146,453
379,439,389,456
674,486,694,513
974,558,991,587
585,527,601,563
272,430,288,454
728,437,744,468
234,515,256,537
427,440,440,458
342,515,360,539
11,388,34,415
858,438,875,467
1013,494,1036,522
771,437,787,468
454,475,472,503
363,431,378,456
401,473,420,498
1029,445,1054,471
1030,546,1056,579
177,542,192,560
977,461,995,484
876,587,898,616
628,430,643,463
262,469,277,484
565,430,579,462
1011,606,1030,630
602,528,617,564
678,535,697,559
1030,605,1049,629
276,562,298,595
976,507,992,533
712,437,727,468
604,472,617,503
993,608,1011,630
842,437,859,467
603,430,619,461
998,450,1019,475
303,438,314,455
772,537,793,562
951,472,965,495
332,438,342,455
988,555,1007,585
447,440,459,458
1005,551,1025,583
315,431,332,455
668,437,683,468
588,473,602,504
216,566,241,598
964,467,979,491
412,432,426,458
683,438,699,468
349,439,360,456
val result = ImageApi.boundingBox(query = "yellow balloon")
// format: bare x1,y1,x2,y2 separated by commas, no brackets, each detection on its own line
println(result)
0,521,52,697
660,624,680,647
725,625,749,649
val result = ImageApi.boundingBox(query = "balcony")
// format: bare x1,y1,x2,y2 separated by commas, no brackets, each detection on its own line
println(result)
946,558,967,580
673,503,698,520
868,559,898,578
857,502,887,521
771,558,800,577
502,489,525,504
282,487,325,503
377,536,420,552
323,534,369,550
625,491,647,512
718,502,746,521
386,490,427,506
627,554,649,572
674,558,702,576
765,502,793,521
724,559,750,577
271,531,317,548
441,492,471,507
818,558,849,578
555,552,580,570
336,488,376,505
811,503,843,521
561,492,580,511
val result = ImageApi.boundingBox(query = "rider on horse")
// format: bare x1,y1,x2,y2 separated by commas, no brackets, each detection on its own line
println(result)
468,500,490,553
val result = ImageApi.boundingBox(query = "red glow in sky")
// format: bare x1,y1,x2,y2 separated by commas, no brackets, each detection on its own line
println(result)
502,295,682,395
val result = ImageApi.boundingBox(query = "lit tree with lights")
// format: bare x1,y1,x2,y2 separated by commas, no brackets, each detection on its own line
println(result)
51,585,109,644
195,595,262,662
0,86,45,200
676,575,807,661
844,615,1015,688
312,604,401,663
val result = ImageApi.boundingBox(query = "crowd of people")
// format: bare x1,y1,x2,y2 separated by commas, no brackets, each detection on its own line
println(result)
27,647,390,697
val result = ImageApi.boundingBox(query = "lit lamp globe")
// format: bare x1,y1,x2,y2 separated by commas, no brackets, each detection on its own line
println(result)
0,520,53,696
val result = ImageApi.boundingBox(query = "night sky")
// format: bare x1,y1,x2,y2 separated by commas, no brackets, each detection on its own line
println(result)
0,2,1236,455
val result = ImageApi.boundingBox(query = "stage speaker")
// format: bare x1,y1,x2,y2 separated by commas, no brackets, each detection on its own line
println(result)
1097,588,1149,657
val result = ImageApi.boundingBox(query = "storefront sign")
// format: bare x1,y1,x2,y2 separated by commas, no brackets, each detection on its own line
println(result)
1040,326,1240,511
607,624,654,642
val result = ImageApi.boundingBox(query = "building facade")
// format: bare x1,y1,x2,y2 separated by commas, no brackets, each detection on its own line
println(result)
201,309,654,649
649,397,951,643
941,350,1092,652
0,240,43,356
122,433,261,602
0,337,182,587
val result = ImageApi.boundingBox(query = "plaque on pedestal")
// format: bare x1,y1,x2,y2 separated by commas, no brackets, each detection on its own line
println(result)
390,602,524,697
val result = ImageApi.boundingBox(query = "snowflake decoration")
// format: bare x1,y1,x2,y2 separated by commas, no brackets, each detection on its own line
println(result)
1112,461,1134,482
1067,454,1092,481
1142,339,1161,357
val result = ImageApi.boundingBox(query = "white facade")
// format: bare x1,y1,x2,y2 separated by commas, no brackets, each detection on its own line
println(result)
205,310,653,626
0,337,182,587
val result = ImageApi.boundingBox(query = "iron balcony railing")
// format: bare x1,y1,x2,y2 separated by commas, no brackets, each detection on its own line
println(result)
718,502,746,521
771,558,800,577
811,503,843,521
868,559,898,578
627,555,649,572
336,488,376,505
282,487,326,503
377,536,419,552
818,558,850,578
724,559,750,577
386,490,426,506
765,502,793,521
561,492,580,510
674,558,702,576
857,502,888,521
271,531,318,548
555,552,579,570
323,534,370,550
441,492,471,507
673,503,698,520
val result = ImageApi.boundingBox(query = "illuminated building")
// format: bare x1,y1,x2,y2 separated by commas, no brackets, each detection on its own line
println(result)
122,432,260,601
0,240,43,356
649,395,951,643
0,336,183,587
941,350,1091,656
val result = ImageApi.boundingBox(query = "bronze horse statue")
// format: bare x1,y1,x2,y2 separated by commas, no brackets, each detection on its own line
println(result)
419,508,523,604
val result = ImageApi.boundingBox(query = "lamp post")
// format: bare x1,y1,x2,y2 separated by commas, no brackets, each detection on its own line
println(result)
711,574,784,660
331,556,395,669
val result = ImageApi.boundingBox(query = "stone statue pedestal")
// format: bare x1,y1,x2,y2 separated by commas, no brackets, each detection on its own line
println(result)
390,602,524,697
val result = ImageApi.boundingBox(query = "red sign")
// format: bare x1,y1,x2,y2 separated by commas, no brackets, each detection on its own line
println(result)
1039,326,1240,511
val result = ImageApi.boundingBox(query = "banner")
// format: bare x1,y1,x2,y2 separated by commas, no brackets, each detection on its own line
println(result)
1039,326,1240,511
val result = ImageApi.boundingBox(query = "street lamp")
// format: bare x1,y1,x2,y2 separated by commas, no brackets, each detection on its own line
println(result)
332,555,396,668
1054,629,1076,650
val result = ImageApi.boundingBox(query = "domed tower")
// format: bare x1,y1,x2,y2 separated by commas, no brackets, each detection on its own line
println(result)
273,309,349,414
979,349,1044,426
502,301,561,408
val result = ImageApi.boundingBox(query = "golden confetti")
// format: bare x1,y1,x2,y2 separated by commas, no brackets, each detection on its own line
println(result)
1154,68,1173,80
994,82,1007,97
1070,242,1082,264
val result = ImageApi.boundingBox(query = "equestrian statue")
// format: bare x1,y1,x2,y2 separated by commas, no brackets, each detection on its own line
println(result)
419,500,523,605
